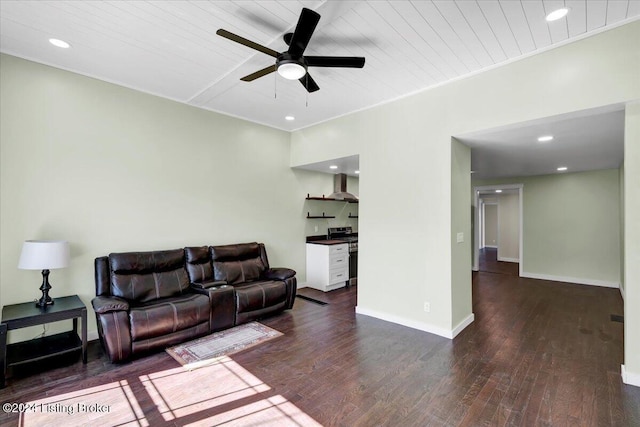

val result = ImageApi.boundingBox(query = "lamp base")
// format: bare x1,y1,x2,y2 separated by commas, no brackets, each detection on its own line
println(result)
35,298,54,308
36,269,54,308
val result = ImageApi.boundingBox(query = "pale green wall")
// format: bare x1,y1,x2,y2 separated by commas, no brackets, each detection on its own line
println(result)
291,22,639,339
484,205,498,247
498,193,519,261
0,54,339,342
474,169,621,286
450,138,472,329
619,164,625,294
624,102,640,384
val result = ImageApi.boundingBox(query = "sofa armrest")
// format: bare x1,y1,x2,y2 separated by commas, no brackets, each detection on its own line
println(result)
92,296,130,314
189,281,235,332
190,280,228,290
263,268,296,281
92,297,132,363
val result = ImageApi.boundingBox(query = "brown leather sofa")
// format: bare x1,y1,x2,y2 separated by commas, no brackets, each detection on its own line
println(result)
92,243,296,363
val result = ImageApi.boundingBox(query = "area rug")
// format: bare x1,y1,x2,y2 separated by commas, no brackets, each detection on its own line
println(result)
166,322,283,370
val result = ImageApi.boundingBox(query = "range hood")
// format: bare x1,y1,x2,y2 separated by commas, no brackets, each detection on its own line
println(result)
329,173,358,201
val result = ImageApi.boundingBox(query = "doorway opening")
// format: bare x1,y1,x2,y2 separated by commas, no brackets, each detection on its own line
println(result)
473,184,523,276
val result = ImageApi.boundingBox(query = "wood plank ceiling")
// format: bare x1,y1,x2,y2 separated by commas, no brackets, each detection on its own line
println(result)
1,1,638,131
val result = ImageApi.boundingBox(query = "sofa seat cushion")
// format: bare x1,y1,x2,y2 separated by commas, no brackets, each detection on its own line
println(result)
129,294,210,341
235,280,287,314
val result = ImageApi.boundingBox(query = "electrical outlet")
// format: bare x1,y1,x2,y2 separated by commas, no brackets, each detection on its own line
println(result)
424,302,430,313
456,232,464,243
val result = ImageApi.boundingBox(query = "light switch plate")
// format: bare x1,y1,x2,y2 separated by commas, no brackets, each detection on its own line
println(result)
456,232,464,243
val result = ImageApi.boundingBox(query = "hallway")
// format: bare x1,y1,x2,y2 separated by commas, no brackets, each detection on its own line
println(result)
479,247,519,276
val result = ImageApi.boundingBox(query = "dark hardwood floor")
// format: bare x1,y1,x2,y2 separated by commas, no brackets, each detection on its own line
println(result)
479,247,519,276
1,275,638,426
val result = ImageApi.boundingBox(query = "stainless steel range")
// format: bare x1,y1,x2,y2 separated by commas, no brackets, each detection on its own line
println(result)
328,227,357,286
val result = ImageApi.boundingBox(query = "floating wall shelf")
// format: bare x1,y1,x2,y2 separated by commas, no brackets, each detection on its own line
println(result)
307,212,335,219
306,194,358,203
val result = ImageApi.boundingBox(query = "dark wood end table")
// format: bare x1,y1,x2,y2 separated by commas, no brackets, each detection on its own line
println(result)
0,295,87,388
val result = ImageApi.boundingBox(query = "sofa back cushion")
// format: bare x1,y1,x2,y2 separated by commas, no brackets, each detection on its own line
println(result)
109,249,189,303
210,242,266,285
95,256,111,296
184,246,213,284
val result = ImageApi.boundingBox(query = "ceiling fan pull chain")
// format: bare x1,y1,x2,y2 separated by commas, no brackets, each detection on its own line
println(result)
274,73,277,99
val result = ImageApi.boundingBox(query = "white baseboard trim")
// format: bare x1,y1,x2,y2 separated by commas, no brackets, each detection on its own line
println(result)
520,271,619,289
497,257,519,263
483,245,497,249
297,281,308,289
620,285,625,300
88,330,99,342
355,306,474,339
621,365,640,387
451,313,475,338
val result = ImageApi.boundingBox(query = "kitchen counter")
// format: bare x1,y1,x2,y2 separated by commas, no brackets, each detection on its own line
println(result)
306,239,348,246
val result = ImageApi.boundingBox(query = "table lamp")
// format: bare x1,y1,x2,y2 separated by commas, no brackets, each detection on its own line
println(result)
18,240,70,307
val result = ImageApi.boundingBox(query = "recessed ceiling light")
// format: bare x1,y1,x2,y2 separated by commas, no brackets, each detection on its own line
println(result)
495,190,503,193
546,7,569,22
537,135,554,142
49,38,70,48
285,115,295,121
557,166,568,171
329,165,338,169
355,170,360,174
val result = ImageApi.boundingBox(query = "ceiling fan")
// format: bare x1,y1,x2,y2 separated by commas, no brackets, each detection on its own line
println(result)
216,8,365,93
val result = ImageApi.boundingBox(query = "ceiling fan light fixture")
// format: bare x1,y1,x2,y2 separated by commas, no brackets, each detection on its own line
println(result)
277,62,307,80
217,8,363,93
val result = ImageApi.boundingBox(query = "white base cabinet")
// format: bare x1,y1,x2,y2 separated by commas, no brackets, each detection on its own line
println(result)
306,243,349,292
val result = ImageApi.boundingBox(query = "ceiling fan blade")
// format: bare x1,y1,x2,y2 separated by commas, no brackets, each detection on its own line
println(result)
288,8,320,57
305,56,365,68
216,29,279,58
299,73,320,93
240,64,277,82
283,32,293,46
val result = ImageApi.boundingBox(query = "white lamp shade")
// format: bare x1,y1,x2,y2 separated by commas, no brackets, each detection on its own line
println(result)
18,240,70,270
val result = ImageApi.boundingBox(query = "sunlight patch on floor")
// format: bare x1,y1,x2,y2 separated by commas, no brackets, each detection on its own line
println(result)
185,394,323,427
19,357,321,427
20,379,147,426
141,356,271,421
